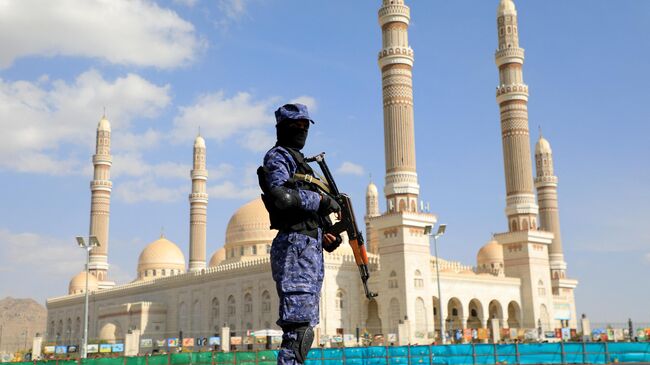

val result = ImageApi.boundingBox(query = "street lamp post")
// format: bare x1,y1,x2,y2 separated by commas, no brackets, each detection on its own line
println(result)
424,224,447,344
75,236,99,359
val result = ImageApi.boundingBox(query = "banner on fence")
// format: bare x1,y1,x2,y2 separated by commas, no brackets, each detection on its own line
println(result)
182,338,194,347
111,343,124,352
155,339,166,347
209,336,220,346
87,344,99,354
99,344,112,353
43,346,55,354
55,346,67,354
231,336,242,345
67,345,78,353
140,338,153,348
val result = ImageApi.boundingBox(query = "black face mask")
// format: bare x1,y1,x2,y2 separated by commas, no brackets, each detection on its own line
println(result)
276,123,308,150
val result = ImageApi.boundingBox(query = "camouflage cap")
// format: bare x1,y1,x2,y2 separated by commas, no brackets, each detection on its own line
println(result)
274,103,315,124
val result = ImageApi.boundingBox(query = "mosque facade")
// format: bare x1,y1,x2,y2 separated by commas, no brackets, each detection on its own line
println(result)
46,0,577,347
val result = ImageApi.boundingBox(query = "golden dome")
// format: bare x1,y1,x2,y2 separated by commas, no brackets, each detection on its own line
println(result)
209,247,226,267
224,198,277,254
497,0,516,16
68,271,98,295
136,236,185,281
535,136,552,155
477,239,504,265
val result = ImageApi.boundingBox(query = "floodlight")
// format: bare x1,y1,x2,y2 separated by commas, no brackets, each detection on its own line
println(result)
89,236,100,247
76,236,85,247
436,224,447,236
423,225,433,235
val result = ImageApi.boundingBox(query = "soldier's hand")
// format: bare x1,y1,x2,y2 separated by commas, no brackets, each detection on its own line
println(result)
318,194,341,216
323,233,342,253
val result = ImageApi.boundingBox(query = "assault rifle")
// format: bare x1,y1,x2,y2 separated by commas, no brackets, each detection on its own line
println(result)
305,152,378,299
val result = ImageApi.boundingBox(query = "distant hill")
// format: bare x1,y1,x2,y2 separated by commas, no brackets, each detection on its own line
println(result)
0,297,46,353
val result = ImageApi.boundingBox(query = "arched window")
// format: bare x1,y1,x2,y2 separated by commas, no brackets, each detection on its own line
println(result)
414,270,424,288
162,269,166,276
74,317,81,339
48,321,55,338
192,300,201,332
262,291,271,313
244,293,253,314
228,295,236,316
335,290,345,310
389,270,398,288
252,245,257,255
538,280,546,296
240,246,244,256
389,298,400,334
266,245,271,254
211,298,220,331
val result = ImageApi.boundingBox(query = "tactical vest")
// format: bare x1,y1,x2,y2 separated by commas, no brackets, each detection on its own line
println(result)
258,146,322,235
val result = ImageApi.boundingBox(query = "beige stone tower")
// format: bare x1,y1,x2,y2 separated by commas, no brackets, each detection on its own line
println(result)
365,181,381,254
371,0,438,342
534,135,578,328
378,0,419,214
188,134,208,272
493,0,555,329
88,115,115,288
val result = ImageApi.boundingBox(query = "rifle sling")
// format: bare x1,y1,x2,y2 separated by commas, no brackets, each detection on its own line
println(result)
293,173,331,194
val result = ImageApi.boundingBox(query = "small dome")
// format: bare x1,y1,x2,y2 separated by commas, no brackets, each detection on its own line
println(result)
535,136,552,155
209,247,226,267
98,116,111,132
497,0,516,16
69,271,98,295
194,135,206,148
137,236,185,281
477,239,504,266
366,182,378,197
224,198,277,256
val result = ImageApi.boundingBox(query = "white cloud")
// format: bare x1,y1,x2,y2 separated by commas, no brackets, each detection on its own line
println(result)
239,129,275,153
217,0,248,21
337,161,365,176
0,70,171,174
207,181,259,200
114,178,186,203
173,0,198,7
290,95,318,113
0,0,204,69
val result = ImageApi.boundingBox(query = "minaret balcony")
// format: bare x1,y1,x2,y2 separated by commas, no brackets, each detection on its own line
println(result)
495,47,524,66
90,180,113,191
191,170,208,180
189,192,209,203
378,5,410,27
92,155,112,165
496,83,529,103
378,48,414,69
534,176,558,187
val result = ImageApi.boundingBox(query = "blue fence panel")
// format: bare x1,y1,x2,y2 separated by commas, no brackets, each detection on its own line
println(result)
410,356,429,364
389,346,409,357
367,346,387,358
367,358,389,365
410,346,430,357
388,356,409,365
308,348,323,360
609,342,650,363
344,347,366,359
345,358,365,365
323,349,344,359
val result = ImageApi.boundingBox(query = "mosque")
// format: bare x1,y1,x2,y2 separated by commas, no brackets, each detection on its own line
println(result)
46,0,578,346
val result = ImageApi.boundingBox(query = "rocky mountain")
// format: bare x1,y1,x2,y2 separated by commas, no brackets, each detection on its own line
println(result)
0,297,46,353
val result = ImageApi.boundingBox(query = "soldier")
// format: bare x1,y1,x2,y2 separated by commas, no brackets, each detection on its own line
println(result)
258,103,341,365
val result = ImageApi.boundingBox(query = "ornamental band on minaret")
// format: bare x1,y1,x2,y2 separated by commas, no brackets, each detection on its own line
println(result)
534,136,567,279
378,0,420,213
495,0,539,232
88,115,114,288
189,134,208,272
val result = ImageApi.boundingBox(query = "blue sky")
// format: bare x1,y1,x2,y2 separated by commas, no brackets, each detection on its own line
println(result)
0,0,648,324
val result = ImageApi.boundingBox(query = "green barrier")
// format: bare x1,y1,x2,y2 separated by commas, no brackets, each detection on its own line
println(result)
148,354,171,365
125,357,147,365
214,352,234,364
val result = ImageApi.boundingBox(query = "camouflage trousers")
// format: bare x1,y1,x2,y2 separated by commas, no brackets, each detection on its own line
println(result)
270,230,324,365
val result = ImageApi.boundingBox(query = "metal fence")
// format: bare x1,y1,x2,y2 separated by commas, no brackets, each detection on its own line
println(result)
11,342,650,365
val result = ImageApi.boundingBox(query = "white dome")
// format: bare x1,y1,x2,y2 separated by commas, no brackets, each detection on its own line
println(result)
136,236,185,281
535,136,552,155
497,0,517,16
477,239,504,265
68,271,98,295
366,182,378,197
194,135,206,148
224,198,277,259
97,116,111,132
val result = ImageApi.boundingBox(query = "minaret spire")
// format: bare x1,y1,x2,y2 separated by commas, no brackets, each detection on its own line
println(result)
365,179,380,254
378,0,419,213
188,134,208,272
88,114,115,288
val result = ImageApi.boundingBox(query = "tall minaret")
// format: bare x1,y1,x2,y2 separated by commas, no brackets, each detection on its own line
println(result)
365,181,380,254
378,0,420,213
534,134,579,328
493,0,556,329
188,134,208,272
88,115,114,288
495,0,539,232
534,134,566,277
372,0,437,341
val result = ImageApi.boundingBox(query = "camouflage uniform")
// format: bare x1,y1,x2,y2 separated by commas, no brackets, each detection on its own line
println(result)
263,146,323,365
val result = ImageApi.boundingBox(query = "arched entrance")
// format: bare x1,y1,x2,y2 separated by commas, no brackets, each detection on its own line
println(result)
366,299,382,335
467,299,484,329
507,301,522,328
446,298,463,331
488,300,504,327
